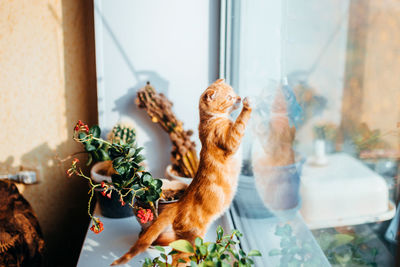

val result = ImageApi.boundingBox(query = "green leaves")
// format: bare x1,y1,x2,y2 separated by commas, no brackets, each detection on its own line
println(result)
333,234,354,247
143,226,260,267
75,125,112,164
216,225,224,241
314,228,379,267
169,240,194,253
142,173,153,185
207,243,216,253
248,250,261,257
268,249,280,257
89,125,101,138
270,224,326,266
275,224,292,237
154,246,165,253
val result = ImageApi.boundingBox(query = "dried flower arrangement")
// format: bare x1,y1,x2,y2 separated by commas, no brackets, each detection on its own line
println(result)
136,82,199,178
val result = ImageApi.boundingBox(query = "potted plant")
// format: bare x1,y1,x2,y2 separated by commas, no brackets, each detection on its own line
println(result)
136,82,199,183
135,178,188,244
71,121,148,218
67,120,164,234
142,225,261,267
268,224,327,266
250,85,304,213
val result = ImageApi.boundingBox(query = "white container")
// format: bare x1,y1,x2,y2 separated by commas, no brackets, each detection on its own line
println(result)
165,165,193,185
90,161,113,183
300,153,395,229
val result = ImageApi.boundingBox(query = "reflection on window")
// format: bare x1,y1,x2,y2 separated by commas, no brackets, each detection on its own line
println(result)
227,0,400,266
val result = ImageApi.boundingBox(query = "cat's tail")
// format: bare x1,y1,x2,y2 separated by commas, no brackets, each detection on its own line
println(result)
111,203,178,266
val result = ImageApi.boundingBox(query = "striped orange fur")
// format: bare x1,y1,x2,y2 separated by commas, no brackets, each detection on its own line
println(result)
112,79,252,266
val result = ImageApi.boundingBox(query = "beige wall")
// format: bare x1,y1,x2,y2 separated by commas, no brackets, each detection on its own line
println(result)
362,0,400,147
341,0,400,149
0,0,97,266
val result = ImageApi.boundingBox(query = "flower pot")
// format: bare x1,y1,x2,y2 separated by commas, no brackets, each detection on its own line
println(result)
252,155,305,212
165,165,193,184
134,178,188,245
133,200,158,231
91,161,134,218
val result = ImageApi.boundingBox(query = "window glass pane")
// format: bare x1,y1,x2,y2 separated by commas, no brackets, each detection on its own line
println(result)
227,1,399,266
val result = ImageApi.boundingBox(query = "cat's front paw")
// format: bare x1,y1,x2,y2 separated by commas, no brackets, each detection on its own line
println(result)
243,97,252,110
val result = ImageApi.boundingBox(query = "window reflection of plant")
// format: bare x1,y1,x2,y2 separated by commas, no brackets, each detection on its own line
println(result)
268,224,324,266
312,121,400,157
313,228,379,267
350,123,400,154
294,82,327,126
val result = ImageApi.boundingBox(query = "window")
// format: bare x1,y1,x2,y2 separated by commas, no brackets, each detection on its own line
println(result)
223,0,400,266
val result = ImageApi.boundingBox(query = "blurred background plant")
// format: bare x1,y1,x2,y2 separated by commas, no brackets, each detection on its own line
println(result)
268,224,325,266
313,227,380,267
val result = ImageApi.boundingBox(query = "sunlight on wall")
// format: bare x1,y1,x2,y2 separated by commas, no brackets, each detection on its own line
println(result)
0,0,97,265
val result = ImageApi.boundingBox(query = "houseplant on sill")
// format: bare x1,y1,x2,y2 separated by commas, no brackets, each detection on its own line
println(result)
93,123,141,218
136,82,199,184
142,225,261,267
74,121,146,218
67,120,163,234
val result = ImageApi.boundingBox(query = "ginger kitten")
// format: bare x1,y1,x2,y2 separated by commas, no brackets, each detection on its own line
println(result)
259,89,296,166
253,89,297,210
111,79,252,265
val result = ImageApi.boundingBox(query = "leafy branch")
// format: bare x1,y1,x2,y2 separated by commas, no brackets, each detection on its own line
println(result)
143,226,261,267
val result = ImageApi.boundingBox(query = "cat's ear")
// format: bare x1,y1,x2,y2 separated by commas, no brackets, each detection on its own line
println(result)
204,89,216,102
216,78,224,83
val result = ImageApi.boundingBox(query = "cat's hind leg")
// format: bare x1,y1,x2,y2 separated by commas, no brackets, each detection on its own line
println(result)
152,230,177,246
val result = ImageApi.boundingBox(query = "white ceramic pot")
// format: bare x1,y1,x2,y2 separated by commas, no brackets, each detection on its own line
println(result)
90,161,113,183
165,165,193,185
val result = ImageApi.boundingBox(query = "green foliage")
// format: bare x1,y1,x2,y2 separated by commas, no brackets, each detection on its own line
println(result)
170,240,195,253
73,122,162,208
313,229,379,267
142,226,261,267
106,140,161,206
109,123,137,145
79,125,111,165
268,224,324,267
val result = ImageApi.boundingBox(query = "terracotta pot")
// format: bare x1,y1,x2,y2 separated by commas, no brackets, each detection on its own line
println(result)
90,161,134,218
165,165,193,185
134,178,188,245
133,200,158,231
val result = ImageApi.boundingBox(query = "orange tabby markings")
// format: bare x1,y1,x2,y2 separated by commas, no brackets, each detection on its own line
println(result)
111,79,251,266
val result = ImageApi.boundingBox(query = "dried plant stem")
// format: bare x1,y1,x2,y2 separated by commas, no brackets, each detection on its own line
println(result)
136,82,199,177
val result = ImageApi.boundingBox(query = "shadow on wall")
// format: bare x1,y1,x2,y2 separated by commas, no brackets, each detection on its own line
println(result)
112,76,172,177
94,4,173,177
0,142,91,267
8,1,101,267
57,0,99,266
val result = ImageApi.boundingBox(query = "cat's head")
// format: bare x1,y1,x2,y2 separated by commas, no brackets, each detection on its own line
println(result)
200,79,241,115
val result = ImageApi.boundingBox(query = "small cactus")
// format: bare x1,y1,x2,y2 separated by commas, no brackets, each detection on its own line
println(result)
108,123,136,145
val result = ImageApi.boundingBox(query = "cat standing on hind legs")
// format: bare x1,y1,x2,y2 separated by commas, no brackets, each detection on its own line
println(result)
111,79,252,266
